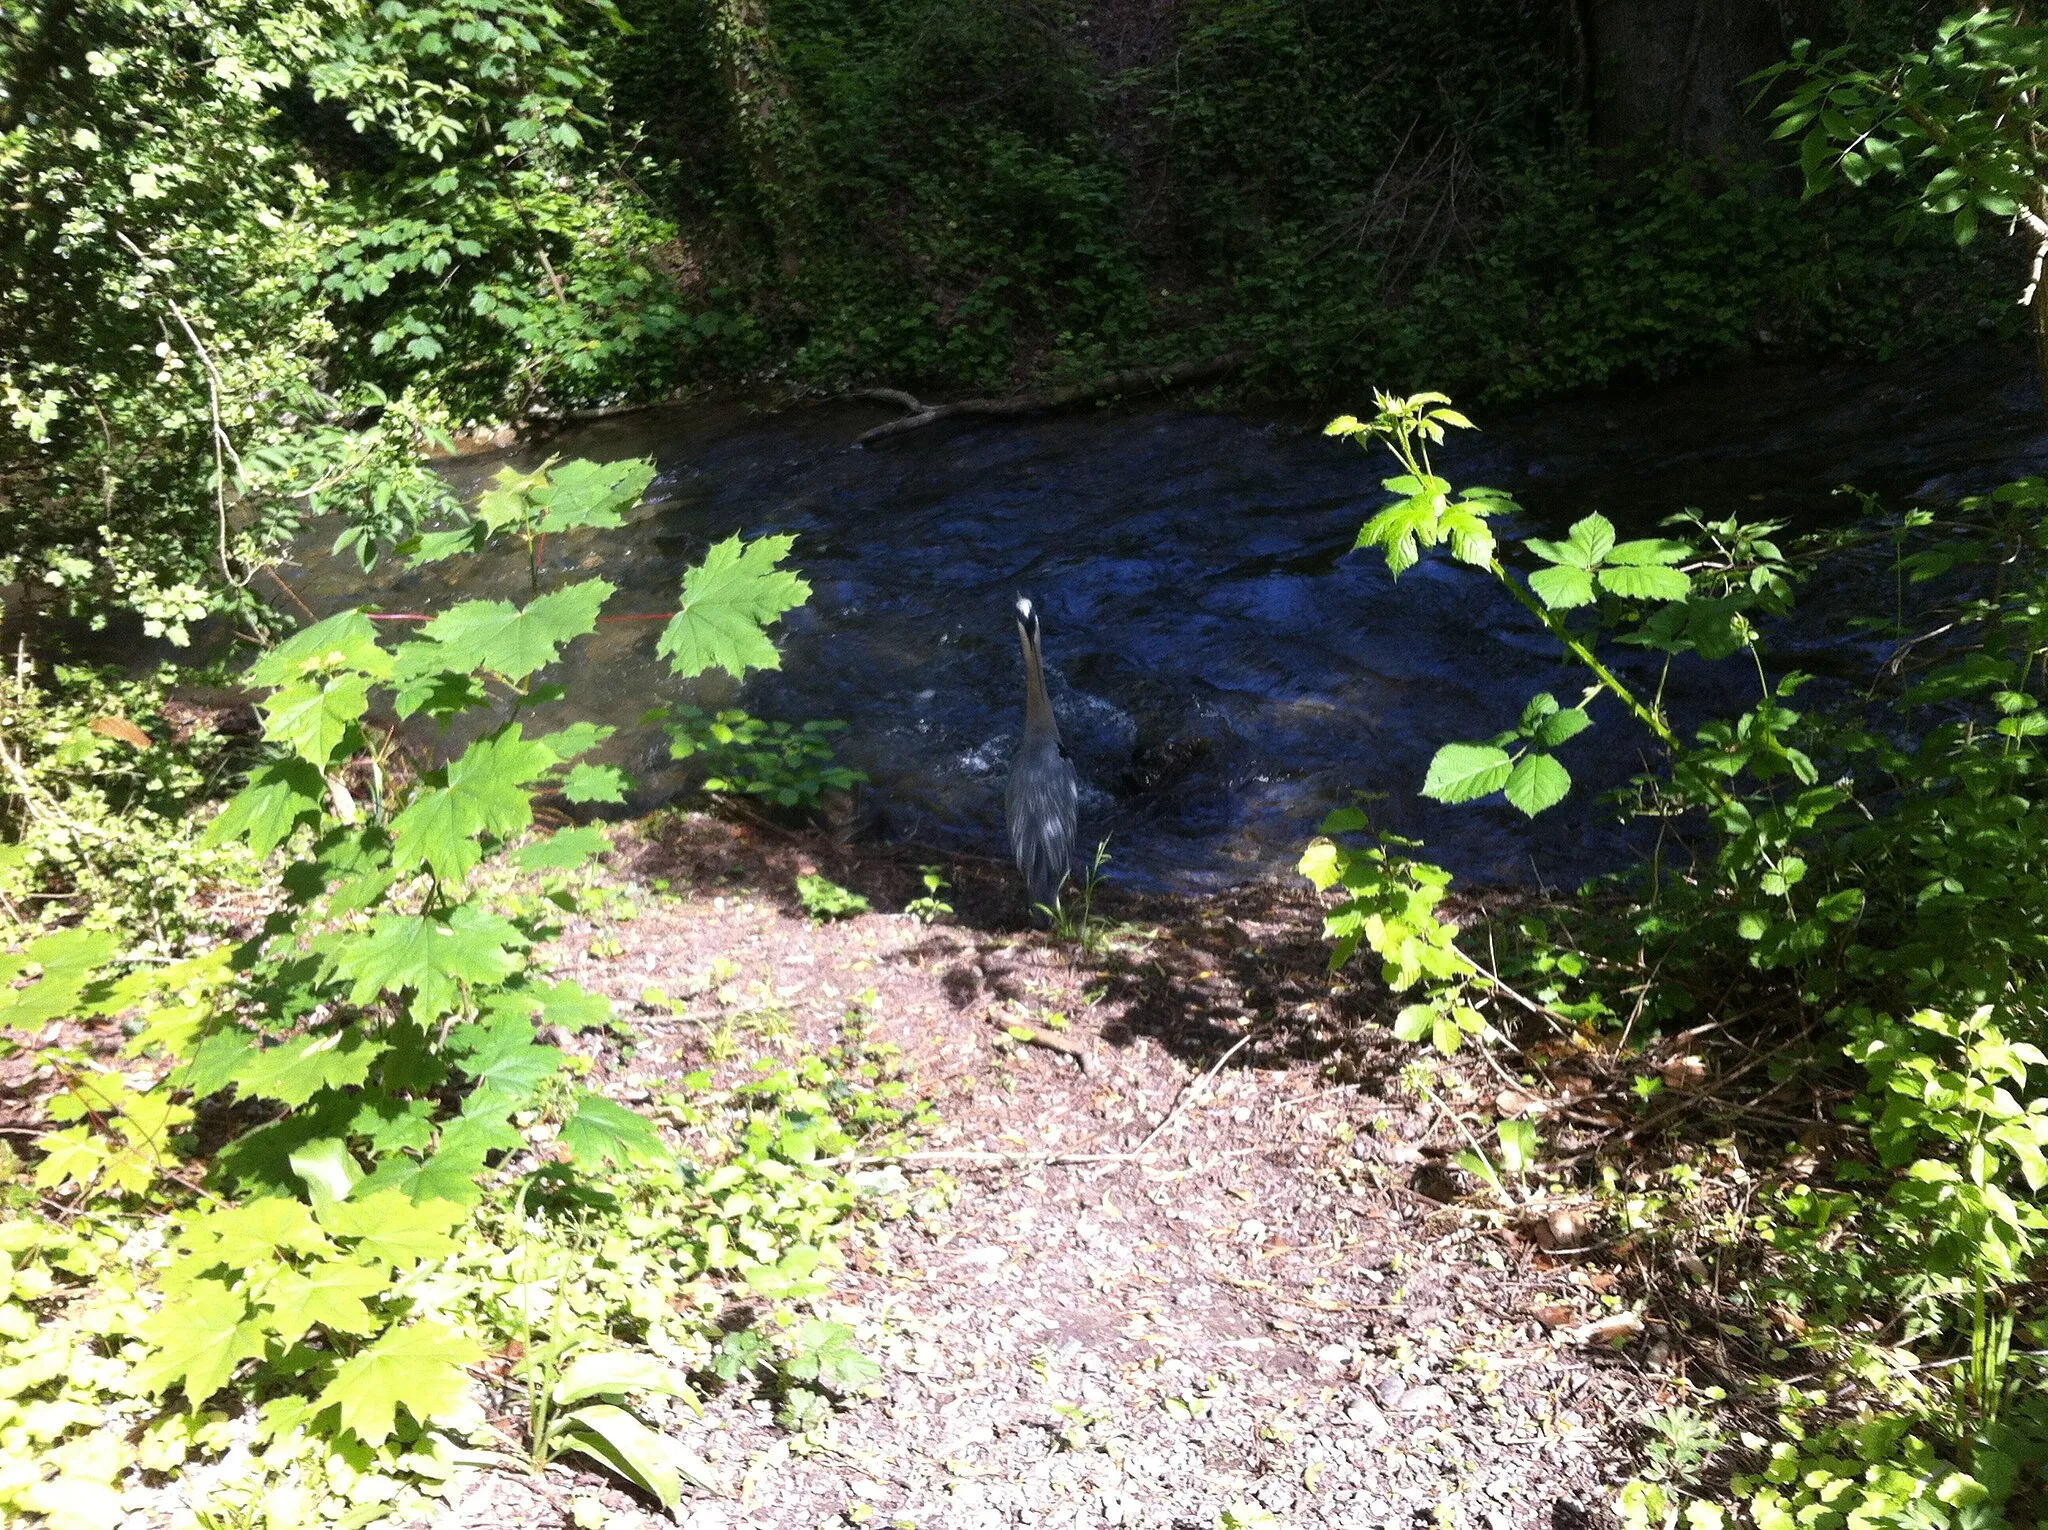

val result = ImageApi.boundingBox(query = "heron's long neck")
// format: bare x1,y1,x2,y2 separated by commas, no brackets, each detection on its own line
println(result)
1020,627,1058,737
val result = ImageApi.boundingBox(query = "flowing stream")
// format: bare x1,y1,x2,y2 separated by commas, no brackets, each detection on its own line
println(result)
278,344,2048,893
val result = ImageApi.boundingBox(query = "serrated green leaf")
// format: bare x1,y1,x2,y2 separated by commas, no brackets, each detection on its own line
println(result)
534,721,614,762
390,726,556,883
204,759,326,855
563,762,630,803
316,1319,482,1447
134,1280,266,1404
536,458,656,533
329,904,527,1016
262,1257,390,1341
1604,538,1690,566
1421,743,1514,804
261,674,369,764
0,928,121,1028
230,1029,389,1108
1528,565,1595,610
558,1093,672,1171
1534,707,1592,747
657,534,810,680
418,580,613,684
516,825,611,871
317,1189,465,1267
1502,752,1571,816
354,1142,491,1207
246,610,392,688
1598,564,1691,602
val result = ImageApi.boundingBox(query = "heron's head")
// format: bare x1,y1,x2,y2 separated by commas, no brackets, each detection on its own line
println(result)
1013,595,1039,642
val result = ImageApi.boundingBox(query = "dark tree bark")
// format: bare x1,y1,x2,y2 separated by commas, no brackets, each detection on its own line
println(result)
1580,0,1833,165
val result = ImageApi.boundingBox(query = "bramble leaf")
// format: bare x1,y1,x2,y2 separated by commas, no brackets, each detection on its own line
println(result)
657,534,810,680
1528,565,1595,610
1502,752,1571,816
1598,563,1691,602
1421,743,1514,804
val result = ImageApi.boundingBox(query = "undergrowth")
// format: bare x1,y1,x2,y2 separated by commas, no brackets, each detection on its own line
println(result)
0,456,937,1528
1304,392,2048,1525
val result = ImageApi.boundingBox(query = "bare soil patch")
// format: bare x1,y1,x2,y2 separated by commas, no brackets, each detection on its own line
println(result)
439,810,1675,1530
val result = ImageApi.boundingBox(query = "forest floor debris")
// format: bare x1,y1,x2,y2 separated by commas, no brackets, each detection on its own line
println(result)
419,810,1675,1530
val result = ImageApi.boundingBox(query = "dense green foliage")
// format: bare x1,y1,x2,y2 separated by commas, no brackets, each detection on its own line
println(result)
0,460,933,1524
1,0,2020,650
1311,394,2048,1524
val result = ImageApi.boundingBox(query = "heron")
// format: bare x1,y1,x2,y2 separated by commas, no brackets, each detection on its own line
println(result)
1004,595,1078,920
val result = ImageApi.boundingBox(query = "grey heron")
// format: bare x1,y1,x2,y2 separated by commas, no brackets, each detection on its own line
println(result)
1004,596,1078,919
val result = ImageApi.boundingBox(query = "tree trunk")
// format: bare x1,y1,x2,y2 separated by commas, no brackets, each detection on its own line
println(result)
708,0,818,279
1582,0,1830,166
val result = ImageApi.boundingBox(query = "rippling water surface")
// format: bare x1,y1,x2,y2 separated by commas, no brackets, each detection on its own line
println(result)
279,345,2048,892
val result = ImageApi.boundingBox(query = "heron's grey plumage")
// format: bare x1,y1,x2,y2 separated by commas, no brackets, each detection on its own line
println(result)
1004,597,1078,916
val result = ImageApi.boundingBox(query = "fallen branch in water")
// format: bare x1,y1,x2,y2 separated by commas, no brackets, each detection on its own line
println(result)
850,353,1246,445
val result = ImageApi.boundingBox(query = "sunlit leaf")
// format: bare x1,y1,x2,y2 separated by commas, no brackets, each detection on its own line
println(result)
658,534,810,680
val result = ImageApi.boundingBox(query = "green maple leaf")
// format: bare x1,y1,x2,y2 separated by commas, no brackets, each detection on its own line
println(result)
245,610,392,688
535,457,655,532
134,1280,267,1404
558,1093,672,1170
261,1257,390,1341
417,580,612,683
353,1142,491,1207
1420,743,1515,804
389,726,555,883
329,904,527,1016
261,674,369,764
315,1319,482,1446
458,1030,564,1110
534,721,614,762
179,1196,334,1274
563,762,630,803
349,1095,437,1155
515,825,611,871
539,979,612,1030
318,1189,466,1267
657,534,809,680
230,1028,389,1108
0,928,120,1028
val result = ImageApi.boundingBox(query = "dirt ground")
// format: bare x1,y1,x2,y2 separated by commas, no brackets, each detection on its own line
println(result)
434,809,1677,1530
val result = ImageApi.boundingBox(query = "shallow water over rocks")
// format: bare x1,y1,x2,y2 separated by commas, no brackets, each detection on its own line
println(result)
278,343,2048,893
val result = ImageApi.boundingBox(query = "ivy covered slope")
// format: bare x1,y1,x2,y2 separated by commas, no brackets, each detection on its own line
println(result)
0,459,918,1528
1305,391,2048,1527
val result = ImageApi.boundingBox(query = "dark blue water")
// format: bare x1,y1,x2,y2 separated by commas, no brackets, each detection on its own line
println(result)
280,344,2048,892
